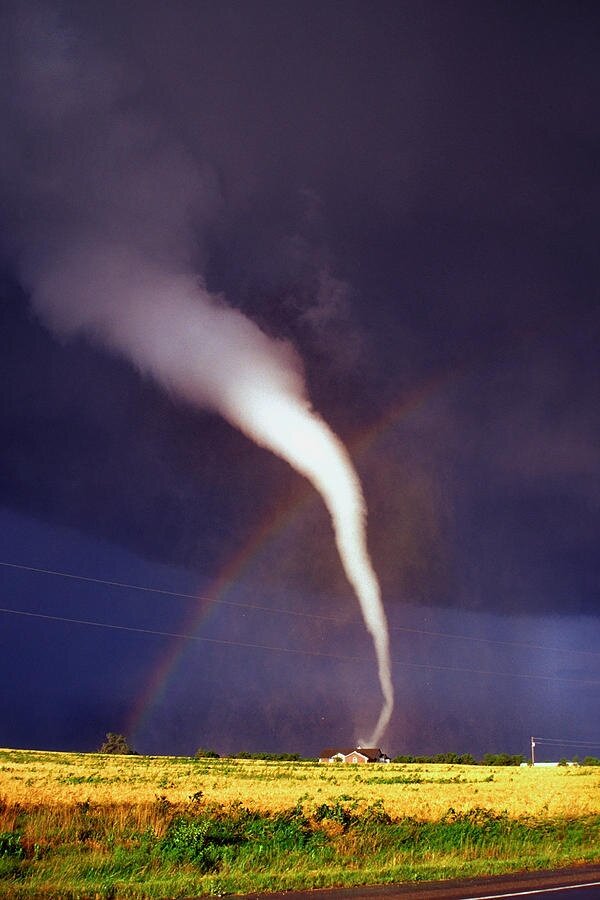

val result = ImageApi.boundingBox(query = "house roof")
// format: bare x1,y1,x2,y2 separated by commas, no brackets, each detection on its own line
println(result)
350,747,386,761
319,747,387,761
319,747,355,758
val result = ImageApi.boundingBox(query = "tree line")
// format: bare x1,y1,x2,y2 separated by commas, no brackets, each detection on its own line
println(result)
392,753,524,766
98,735,600,766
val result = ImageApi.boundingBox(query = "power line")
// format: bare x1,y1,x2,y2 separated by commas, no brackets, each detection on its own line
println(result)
1,559,599,659
0,560,347,622
388,624,600,658
1,604,600,688
0,606,363,662
532,736,600,748
1,558,349,622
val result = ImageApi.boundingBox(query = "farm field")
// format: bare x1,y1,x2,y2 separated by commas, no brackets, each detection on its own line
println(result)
1,747,599,819
1,748,600,898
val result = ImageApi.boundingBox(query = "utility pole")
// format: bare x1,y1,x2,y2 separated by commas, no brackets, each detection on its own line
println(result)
530,736,535,766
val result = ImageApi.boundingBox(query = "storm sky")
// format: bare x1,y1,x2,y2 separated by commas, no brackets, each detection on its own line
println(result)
1,0,599,760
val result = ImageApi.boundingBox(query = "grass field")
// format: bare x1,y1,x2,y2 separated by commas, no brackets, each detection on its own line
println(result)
1,748,599,898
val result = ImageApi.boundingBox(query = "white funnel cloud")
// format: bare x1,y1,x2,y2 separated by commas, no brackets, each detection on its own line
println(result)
3,3,394,745
31,245,394,744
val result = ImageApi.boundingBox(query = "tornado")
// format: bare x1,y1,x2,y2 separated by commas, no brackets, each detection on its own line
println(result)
224,382,394,744
1,2,394,745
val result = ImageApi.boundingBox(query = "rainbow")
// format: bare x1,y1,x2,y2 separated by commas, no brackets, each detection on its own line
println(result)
128,369,454,744
126,487,310,742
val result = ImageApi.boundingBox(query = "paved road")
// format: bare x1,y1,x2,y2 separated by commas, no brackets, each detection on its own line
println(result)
233,865,600,900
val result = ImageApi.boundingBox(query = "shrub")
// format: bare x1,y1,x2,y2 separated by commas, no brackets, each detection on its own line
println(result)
99,733,136,755
158,818,219,871
0,832,24,859
195,748,220,759
314,796,358,829
245,812,316,852
158,815,243,872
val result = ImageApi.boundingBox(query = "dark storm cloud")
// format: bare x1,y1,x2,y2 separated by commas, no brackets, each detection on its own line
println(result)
1,0,599,627
1,0,403,745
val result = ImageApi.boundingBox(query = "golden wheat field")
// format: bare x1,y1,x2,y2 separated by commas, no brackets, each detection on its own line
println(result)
2,748,599,821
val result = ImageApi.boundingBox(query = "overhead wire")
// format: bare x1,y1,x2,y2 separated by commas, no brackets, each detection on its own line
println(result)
1,604,600,688
1,559,599,658
0,560,350,621
532,736,600,748
0,605,363,661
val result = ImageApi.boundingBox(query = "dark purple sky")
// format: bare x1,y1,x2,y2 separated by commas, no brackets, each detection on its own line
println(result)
0,0,599,760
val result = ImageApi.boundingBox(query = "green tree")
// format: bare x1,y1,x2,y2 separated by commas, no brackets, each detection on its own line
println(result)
482,753,524,766
99,732,136,754
195,747,220,759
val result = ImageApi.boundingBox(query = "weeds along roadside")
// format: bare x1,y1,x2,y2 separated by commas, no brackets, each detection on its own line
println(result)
1,795,600,899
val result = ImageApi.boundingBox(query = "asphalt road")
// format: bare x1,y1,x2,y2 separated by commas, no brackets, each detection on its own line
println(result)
232,865,600,900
